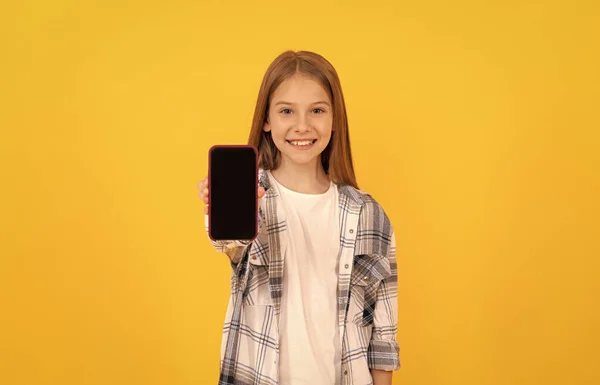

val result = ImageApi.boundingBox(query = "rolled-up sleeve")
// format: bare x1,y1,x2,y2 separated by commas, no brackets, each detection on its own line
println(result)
367,229,400,371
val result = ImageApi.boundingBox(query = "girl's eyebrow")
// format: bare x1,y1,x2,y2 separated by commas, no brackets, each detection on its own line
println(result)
274,100,331,106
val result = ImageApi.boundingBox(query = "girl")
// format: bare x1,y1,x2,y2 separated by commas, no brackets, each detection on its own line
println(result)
198,51,399,385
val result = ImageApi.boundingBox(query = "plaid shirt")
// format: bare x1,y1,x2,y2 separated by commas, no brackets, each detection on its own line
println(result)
206,169,400,385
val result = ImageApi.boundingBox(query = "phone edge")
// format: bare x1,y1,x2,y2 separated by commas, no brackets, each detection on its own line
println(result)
207,144,259,243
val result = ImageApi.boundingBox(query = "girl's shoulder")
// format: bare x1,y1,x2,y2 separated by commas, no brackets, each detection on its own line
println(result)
337,182,377,204
338,184,390,219
340,185,395,248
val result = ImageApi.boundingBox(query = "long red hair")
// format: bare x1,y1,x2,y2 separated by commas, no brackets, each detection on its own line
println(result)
247,50,359,189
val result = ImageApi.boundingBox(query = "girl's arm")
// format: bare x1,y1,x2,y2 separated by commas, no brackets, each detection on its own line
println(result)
367,228,401,372
371,369,393,385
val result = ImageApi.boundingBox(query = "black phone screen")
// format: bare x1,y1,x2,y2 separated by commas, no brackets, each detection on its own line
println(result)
209,146,258,241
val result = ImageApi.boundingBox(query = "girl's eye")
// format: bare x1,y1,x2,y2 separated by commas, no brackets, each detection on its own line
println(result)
280,108,292,115
312,108,325,114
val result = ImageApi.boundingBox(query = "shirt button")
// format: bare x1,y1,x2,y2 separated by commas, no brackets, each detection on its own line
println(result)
344,264,349,269
349,229,354,234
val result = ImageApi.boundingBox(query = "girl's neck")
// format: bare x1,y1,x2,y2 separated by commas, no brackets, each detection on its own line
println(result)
270,159,330,194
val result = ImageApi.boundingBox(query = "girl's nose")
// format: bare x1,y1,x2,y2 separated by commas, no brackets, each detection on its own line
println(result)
294,115,310,132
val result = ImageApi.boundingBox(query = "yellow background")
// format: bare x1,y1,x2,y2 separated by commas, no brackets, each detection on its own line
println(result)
1,0,598,384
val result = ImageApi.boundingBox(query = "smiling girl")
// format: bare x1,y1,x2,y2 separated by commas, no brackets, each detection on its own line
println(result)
199,50,400,385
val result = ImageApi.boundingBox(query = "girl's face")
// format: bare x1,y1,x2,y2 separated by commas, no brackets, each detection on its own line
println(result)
264,73,333,169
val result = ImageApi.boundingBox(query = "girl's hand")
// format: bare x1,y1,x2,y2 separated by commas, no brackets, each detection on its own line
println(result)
197,176,265,215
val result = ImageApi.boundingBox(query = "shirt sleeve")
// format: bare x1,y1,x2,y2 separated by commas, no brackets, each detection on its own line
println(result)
367,229,401,371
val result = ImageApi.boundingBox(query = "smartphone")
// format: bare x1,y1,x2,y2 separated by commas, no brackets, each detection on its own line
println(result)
208,145,258,241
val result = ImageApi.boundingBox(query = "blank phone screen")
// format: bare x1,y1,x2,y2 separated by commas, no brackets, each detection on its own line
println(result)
209,146,257,241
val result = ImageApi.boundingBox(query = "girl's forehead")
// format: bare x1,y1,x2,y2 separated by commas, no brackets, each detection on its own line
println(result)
271,74,330,102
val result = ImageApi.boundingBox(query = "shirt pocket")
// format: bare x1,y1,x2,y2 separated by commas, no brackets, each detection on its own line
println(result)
348,254,392,327
243,255,273,307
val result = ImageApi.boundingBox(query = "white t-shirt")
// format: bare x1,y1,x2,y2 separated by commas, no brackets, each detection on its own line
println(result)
267,171,342,385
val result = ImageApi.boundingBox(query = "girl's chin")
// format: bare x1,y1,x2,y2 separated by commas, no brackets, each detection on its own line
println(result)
279,151,322,166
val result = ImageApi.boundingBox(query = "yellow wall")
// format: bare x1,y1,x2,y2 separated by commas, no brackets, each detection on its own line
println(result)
1,1,598,384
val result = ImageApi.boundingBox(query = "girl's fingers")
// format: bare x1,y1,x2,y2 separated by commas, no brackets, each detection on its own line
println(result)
198,177,209,204
198,177,208,191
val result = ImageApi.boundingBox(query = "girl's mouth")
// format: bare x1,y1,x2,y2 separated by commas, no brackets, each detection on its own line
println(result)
286,139,317,150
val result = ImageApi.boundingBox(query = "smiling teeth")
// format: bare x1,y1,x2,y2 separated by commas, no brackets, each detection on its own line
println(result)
290,140,312,146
